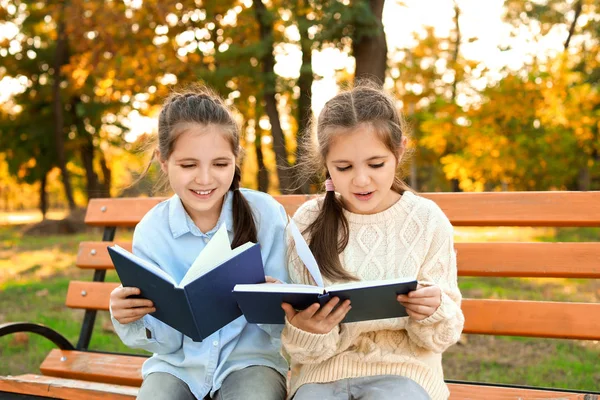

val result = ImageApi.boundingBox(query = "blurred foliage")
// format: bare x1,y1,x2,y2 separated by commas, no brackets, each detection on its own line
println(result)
0,0,598,212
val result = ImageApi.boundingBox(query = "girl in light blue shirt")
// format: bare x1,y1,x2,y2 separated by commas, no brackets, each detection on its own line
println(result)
109,86,288,400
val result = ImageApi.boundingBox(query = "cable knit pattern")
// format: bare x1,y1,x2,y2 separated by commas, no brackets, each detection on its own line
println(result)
281,191,464,400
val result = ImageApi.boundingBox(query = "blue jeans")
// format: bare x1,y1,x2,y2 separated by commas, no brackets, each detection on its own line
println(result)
137,366,286,400
293,375,431,400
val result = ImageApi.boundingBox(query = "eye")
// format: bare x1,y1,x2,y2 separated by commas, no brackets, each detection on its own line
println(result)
180,164,195,169
336,166,351,172
370,163,385,169
214,163,230,168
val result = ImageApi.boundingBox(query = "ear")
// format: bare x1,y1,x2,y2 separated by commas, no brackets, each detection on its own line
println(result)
157,150,168,175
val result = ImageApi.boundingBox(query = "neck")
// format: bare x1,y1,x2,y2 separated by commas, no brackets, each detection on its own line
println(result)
184,196,225,234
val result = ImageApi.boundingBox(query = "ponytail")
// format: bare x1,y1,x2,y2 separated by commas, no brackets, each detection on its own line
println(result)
305,178,357,282
230,165,258,248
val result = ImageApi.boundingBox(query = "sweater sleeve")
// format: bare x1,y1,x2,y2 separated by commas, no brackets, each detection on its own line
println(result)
281,318,346,364
405,205,464,353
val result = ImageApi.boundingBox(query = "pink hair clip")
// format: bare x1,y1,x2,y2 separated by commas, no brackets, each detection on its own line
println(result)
325,178,335,192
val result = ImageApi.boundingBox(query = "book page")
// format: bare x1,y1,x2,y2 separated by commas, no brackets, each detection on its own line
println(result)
179,225,257,287
233,283,323,294
326,277,417,291
111,244,176,286
287,219,324,288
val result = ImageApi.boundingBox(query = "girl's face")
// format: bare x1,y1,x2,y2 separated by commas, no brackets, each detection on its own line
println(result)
160,124,236,230
325,123,403,215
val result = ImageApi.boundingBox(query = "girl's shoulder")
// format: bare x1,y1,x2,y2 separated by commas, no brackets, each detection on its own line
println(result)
292,196,323,226
135,197,172,231
406,192,453,230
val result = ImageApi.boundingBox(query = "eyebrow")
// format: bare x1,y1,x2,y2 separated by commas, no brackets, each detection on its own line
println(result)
175,157,232,162
331,155,388,163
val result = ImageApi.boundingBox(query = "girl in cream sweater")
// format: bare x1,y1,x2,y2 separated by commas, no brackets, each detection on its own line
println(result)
281,84,464,400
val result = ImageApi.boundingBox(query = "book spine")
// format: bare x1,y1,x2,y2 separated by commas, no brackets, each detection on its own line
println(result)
184,289,204,341
317,292,331,306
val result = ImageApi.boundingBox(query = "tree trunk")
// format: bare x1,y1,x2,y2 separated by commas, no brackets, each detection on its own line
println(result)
52,1,76,210
294,0,314,194
39,171,48,219
353,0,388,85
564,0,582,51
255,128,270,193
253,0,292,193
449,1,462,193
99,153,111,197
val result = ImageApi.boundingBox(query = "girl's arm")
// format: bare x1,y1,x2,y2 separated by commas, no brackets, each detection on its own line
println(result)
403,209,464,353
110,236,184,354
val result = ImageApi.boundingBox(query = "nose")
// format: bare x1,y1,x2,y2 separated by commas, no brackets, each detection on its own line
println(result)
194,167,212,185
352,167,371,188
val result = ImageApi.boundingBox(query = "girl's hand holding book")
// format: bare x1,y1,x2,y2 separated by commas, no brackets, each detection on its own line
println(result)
110,285,156,324
396,284,442,321
281,297,351,334
265,275,282,284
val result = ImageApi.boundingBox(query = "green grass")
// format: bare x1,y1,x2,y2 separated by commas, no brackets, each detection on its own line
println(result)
0,223,598,392
0,224,146,376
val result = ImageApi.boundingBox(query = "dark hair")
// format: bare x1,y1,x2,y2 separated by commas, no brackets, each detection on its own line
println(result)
140,84,257,248
297,82,411,282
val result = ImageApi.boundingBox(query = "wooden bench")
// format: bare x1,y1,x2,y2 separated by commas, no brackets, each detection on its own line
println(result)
1,191,599,399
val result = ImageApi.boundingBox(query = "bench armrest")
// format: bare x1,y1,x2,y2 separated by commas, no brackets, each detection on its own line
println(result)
0,322,75,350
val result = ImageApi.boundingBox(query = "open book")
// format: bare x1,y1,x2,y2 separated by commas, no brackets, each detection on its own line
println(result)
232,220,417,324
108,225,266,341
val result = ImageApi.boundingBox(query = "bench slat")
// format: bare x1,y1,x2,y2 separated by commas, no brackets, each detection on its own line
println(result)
65,282,600,340
461,299,600,340
77,241,132,269
86,192,600,227
4,361,594,400
0,373,137,399
66,281,120,310
457,242,600,278
447,382,594,399
40,349,145,387
76,241,600,279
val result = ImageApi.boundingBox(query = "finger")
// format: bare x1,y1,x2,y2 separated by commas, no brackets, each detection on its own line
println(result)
409,286,439,298
296,303,321,320
121,287,141,297
314,297,340,320
403,303,434,316
397,296,437,306
406,309,429,320
265,276,280,283
128,307,155,318
281,303,298,321
327,300,351,323
126,299,154,308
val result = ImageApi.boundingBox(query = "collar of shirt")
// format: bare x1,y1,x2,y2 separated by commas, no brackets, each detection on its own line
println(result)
167,192,234,239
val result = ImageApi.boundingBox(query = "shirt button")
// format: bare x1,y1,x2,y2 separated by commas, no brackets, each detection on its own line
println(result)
203,237,210,243
212,341,218,346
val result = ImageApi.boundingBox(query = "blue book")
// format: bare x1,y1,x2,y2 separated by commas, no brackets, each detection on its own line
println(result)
233,278,418,324
233,219,417,324
107,225,266,342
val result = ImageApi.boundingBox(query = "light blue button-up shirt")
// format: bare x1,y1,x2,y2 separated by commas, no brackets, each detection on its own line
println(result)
111,189,289,399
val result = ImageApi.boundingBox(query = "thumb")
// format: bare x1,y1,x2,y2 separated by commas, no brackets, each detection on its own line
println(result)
281,302,297,321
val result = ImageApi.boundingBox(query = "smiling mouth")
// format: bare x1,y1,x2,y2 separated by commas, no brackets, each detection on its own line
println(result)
191,189,215,195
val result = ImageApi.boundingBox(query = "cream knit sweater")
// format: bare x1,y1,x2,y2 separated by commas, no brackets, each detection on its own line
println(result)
281,191,464,400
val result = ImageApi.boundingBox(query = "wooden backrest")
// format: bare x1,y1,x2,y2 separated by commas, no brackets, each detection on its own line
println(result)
70,191,600,341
